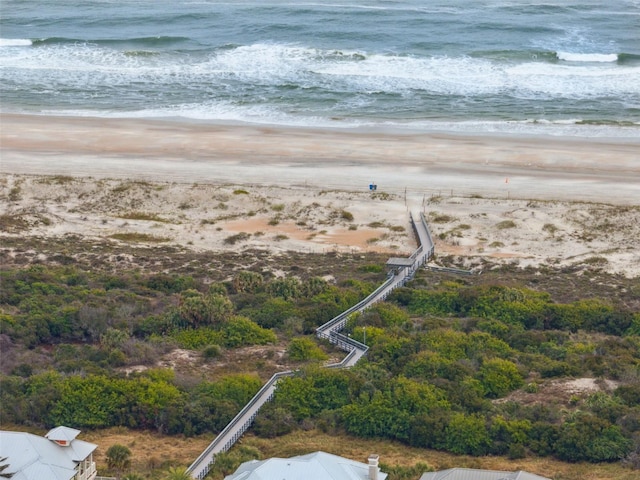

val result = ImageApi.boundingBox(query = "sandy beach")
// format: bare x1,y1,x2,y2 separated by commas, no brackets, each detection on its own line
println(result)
2,113,640,202
1,113,639,277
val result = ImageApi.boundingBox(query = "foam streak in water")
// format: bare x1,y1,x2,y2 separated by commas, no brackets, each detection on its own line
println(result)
0,38,32,47
557,51,619,62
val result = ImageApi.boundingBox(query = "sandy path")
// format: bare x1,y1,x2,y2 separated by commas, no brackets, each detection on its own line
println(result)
2,114,639,205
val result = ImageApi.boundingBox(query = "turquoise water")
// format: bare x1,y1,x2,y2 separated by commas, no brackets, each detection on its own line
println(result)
1,0,639,137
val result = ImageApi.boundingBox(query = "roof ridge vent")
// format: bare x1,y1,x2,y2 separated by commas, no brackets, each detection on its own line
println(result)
45,426,81,447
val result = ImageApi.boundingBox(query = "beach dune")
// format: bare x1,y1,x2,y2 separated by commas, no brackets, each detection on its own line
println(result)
1,113,640,277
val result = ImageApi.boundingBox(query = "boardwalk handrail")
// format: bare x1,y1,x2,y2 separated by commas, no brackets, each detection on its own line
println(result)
316,275,395,337
419,212,435,257
330,331,368,351
187,210,435,479
187,369,294,478
325,346,362,369
425,265,475,275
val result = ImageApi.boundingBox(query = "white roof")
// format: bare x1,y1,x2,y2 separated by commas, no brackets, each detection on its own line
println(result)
0,429,97,480
420,468,550,480
225,451,388,480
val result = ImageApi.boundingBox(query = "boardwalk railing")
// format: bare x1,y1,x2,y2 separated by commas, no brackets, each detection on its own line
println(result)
187,369,294,479
425,265,475,275
316,275,396,338
186,211,434,479
419,212,435,258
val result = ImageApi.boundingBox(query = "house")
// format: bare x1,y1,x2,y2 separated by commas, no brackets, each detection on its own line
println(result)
0,426,97,480
224,451,387,480
419,468,551,480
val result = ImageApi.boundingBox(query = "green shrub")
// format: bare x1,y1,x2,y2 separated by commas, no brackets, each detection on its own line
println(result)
287,337,328,361
223,316,276,348
109,233,169,243
267,277,302,301
202,344,223,359
477,358,524,398
172,328,224,349
496,220,517,229
445,413,491,455
254,404,296,438
554,413,632,462
340,210,354,221
224,232,251,245
231,271,264,294
118,211,170,223
178,293,233,328
432,214,454,223
358,264,383,273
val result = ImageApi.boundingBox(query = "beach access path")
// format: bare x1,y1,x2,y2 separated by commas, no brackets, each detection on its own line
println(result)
186,212,435,479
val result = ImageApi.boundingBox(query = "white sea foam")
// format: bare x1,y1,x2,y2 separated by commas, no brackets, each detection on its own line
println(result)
0,38,32,47
0,40,640,102
509,58,640,97
3,41,637,100
557,51,619,62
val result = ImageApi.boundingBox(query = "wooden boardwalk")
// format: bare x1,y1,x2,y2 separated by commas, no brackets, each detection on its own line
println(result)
186,211,434,479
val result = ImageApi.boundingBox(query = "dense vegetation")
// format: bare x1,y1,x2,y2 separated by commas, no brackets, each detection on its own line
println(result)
0,264,372,435
1,261,639,471
267,281,640,464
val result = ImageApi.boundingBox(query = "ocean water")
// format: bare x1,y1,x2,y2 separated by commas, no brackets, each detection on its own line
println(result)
1,0,639,137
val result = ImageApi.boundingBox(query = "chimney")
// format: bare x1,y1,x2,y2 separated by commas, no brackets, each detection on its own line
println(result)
368,454,379,480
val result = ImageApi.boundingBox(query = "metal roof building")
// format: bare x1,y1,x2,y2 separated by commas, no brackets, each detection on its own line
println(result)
0,426,97,480
420,468,550,480
224,451,387,480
